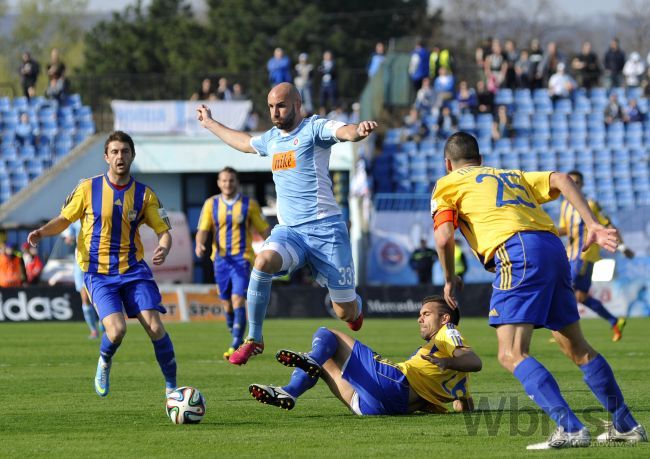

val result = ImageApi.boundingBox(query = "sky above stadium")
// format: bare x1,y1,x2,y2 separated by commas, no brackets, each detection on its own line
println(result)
5,0,625,16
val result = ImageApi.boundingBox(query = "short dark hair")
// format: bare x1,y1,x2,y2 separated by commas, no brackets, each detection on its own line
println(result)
104,131,135,156
567,170,583,181
422,295,460,325
444,132,480,163
218,166,239,179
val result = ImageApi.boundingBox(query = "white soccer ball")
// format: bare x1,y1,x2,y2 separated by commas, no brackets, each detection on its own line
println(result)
166,386,206,424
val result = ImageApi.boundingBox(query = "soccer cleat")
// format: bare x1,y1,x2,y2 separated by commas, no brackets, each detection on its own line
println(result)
165,385,176,396
223,347,236,361
276,349,322,379
249,384,296,410
88,330,99,340
94,356,112,397
526,426,591,450
612,318,626,342
596,422,647,443
347,312,364,331
228,339,264,365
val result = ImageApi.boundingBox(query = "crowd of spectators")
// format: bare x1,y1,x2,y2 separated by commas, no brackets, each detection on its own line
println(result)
18,48,69,103
0,241,44,288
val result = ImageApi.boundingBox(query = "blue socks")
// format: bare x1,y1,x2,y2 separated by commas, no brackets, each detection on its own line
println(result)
580,354,638,433
231,307,246,349
100,334,120,362
225,310,235,333
153,333,177,389
513,357,584,433
583,297,617,327
282,328,339,399
82,304,98,333
246,269,273,342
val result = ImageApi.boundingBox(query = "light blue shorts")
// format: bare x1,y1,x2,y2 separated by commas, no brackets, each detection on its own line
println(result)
73,262,84,292
262,215,356,302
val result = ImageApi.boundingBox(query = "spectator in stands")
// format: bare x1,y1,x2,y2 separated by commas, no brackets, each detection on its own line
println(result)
404,107,429,144
436,105,458,140
537,41,564,88
22,242,43,285
408,38,430,91
484,39,507,91
15,112,36,147
492,105,513,140
231,83,247,101
527,38,545,90
515,49,531,89
624,98,645,123
604,38,626,88
47,47,66,80
367,42,386,79
318,50,338,114
475,80,494,114
604,93,624,126
433,67,455,110
429,46,453,80
19,51,40,99
456,80,477,114
475,36,493,69
415,77,435,117
0,243,26,288
571,41,601,90
267,47,292,87
409,239,437,285
503,39,519,89
623,52,645,88
349,102,361,125
294,53,314,115
44,65,69,104
191,78,217,101
326,105,349,124
643,67,650,97
548,62,576,103
216,77,232,101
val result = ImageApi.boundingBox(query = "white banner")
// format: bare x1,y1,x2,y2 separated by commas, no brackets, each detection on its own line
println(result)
111,100,253,134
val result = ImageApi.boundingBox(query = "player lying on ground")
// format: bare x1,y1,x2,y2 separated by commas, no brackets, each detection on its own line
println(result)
249,295,481,414
432,132,647,449
27,131,178,397
197,82,377,365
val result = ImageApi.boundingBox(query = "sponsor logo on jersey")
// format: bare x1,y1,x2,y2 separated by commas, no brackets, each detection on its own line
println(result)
272,151,297,171
128,209,138,221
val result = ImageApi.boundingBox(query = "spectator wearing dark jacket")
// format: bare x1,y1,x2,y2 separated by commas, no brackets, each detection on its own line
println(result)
604,38,626,88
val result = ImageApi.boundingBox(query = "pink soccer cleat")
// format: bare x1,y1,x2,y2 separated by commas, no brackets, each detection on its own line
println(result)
228,339,264,365
347,313,364,331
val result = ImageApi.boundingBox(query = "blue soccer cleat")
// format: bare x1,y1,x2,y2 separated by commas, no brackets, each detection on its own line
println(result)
94,356,112,397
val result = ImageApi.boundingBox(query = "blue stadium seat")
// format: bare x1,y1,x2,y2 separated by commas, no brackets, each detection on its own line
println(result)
495,89,513,105
594,161,612,178
534,99,553,114
458,113,476,131
554,98,573,114
574,97,591,114
569,136,587,149
513,137,530,149
514,88,532,101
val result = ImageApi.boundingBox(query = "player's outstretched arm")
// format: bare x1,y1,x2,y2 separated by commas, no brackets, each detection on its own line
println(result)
152,230,172,266
335,121,378,142
550,172,619,253
27,215,72,247
421,347,482,372
196,104,255,153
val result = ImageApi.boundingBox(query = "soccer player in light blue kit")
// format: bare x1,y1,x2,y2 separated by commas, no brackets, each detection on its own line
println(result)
197,83,377,365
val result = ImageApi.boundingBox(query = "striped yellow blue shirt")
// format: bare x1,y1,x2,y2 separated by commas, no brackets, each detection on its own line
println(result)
559,198,610,262
397,323,471,410
60,174,171,275
197,194,268,263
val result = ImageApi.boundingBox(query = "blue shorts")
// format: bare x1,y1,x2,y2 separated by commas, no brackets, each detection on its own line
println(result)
84,260,165,321
214,256,251,300
73,262,84,292
489,231,580,331
262,215,356,303
342,340,410,415
570,258,593,292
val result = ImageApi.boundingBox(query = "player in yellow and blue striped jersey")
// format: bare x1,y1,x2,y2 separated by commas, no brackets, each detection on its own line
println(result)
249,295,481,414
558,170,634,341
27,131,178,398
195,167,270,360
431,132,646,449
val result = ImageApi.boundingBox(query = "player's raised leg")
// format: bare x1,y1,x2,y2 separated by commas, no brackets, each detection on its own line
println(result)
552,322,647,443
138,310,177,395
495,324,590,450
95,312,126,397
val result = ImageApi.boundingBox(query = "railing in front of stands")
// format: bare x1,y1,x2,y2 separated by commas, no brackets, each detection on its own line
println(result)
373,193,431,211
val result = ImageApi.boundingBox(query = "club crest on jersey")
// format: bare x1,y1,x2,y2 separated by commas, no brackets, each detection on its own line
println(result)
237,213,245,224
127,209,138,221
293,138,299,146
272,151,296,171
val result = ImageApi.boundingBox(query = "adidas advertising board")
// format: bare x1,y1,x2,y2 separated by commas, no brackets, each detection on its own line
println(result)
0,287,82,322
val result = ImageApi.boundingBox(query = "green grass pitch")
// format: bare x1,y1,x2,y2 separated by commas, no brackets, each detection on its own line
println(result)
1,317,648,457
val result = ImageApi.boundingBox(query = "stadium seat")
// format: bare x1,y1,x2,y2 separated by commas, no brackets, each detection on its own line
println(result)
495,89,513,105
554,98,573,114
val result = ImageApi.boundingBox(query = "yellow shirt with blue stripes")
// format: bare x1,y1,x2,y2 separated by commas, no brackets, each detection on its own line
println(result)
397,323,471,411
60,174,171,275
197,194,269,264
559,198,610,262
431,167,559,267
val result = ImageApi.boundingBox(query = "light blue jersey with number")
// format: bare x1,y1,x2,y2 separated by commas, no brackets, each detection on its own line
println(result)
250,115,346,227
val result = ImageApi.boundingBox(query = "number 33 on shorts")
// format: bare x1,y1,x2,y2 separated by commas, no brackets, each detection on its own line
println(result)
338,266,354,286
